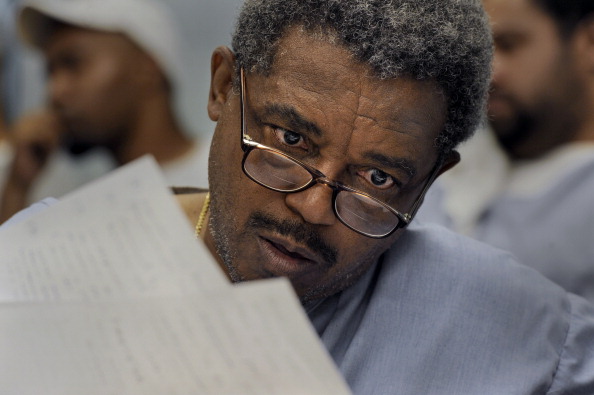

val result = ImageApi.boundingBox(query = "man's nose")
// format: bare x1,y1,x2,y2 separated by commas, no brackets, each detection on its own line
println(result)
47,72,70,106
285,182,337,226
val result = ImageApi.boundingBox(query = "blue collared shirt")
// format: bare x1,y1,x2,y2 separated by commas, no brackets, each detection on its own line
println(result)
307,221,594,394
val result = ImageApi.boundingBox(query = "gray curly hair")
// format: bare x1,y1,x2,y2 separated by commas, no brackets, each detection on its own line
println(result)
231,0,493,155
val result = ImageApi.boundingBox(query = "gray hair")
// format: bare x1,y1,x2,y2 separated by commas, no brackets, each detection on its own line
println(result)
231,0,493,155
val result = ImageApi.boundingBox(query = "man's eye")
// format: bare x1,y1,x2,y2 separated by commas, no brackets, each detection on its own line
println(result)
273,127,308,150
496,39,516,53
48,54,83,76
360,168,396,190
494,35,525,54
62,52,83,68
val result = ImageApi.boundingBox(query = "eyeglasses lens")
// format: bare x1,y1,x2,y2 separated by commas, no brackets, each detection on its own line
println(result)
243,148,312,191
335,192,399,236
244,148,400,236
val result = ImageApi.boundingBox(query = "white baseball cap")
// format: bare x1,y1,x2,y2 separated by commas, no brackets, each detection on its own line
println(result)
18,0,182,88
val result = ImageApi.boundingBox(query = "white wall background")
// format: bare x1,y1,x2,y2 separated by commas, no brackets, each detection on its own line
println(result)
164,0,243,138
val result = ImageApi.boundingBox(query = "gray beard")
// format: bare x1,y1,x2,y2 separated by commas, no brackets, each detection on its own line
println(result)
207,205,243,283
206,191,373,303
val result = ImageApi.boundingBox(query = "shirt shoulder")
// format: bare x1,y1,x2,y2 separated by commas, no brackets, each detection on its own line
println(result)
546,293,594,394
0,198,58,230
326,222,594,394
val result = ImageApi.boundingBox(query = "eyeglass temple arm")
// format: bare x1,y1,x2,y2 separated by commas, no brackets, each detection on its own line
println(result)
240,67,249,151
403,157,444,223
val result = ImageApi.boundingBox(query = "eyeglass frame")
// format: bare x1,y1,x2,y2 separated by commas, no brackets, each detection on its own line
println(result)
238,67,443,238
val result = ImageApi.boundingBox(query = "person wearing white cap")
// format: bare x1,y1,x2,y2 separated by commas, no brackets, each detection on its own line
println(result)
0,0,210,223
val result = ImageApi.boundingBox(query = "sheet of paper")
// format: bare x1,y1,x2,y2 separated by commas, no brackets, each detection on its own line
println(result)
0,156,229,302
0,156,352,394
0,280,350,395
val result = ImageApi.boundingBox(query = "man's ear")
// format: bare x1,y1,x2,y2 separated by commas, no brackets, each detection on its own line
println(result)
436,149,460,178
208,46,236,122
138,55,169,92
127,46,168,93
574,15,594,73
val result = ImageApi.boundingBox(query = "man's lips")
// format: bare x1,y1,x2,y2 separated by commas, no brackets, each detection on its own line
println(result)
257,234,324,276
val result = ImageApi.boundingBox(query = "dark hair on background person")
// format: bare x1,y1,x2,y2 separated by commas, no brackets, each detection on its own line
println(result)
533,0,594,36
231,0,493,157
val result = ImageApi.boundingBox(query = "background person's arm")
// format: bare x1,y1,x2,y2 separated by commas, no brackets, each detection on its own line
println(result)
0,109,62,223
0,110,61,223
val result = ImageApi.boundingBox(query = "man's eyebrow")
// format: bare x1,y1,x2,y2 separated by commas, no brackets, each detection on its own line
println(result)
262,104,322,136
260,103,417,179
363,152,417,180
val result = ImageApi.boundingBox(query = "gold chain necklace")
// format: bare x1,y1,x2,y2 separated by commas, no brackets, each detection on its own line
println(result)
194,192,210,239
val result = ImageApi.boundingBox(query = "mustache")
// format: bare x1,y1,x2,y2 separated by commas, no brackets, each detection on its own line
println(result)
247,211,338,267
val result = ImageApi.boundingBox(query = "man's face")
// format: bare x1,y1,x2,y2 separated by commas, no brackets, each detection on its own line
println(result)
206,29,449,301
44,26,152,154
484,0,586,158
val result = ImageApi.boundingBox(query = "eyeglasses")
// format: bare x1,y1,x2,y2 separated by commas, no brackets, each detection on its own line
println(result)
238,68,441,238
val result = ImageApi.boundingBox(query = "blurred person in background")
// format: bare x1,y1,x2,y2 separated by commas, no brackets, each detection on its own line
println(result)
0,0,210,223
418,0,594,301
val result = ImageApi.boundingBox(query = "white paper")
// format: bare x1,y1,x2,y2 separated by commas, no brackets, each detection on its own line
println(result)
0,156,228,302
0,280,349,395
0,156,351,394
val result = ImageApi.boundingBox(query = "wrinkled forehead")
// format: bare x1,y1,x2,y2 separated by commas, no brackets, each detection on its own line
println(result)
42,24,120,50
238,25,447,110
267,27,445,111
243,28,447,174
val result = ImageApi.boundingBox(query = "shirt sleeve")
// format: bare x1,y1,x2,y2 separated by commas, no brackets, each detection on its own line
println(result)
547,293,594,394
0,139,14,187
0,197,58,230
